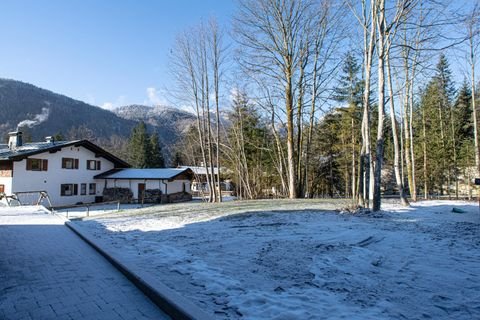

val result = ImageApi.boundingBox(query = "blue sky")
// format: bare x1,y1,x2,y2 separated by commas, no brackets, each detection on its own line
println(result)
0,0,235,110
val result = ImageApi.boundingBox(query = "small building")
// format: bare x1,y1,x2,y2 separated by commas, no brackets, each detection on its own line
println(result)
0,131,128,207
94,168,194,203
178,165,233,194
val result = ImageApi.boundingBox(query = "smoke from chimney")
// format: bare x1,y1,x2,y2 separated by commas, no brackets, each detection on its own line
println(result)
17,107,50,129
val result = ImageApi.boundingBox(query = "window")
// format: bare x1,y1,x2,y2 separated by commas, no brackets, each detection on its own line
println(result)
80,183,87,195
0,185,4,193
87,160,101,170
62,158,79,169
80,183,87,196
89,183,96,195
61,184,78,196
26,158,48,171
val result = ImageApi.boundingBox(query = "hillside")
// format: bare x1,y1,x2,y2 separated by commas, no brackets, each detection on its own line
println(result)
114,104,195,145
0,79,195,162
0,78,138,142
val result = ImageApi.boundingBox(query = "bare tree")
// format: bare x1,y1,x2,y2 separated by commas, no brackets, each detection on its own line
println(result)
234,0,317,199
170,21,226,202
466,4,480,176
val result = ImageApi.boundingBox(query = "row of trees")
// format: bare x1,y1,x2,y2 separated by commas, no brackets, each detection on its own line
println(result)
128,122,165,168
170,0,480,211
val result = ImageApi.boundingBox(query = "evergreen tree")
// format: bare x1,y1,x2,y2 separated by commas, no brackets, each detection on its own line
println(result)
148,132,165,168
332,51,363,198
334,51,363,107
454,80,473,139
172,152,184,167
128,121,151,168
53,132,65,141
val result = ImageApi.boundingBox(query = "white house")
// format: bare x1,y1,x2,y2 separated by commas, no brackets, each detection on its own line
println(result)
0,132,129,207
94,168,193,203
179,166,233,193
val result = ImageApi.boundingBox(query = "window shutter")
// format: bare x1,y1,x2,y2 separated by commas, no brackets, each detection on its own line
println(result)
97,161,101,170
26,159,32,170
42,159,48,171
74,159,79,169
73,184,78,195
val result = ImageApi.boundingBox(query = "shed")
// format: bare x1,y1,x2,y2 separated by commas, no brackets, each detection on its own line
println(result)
95,168,193,203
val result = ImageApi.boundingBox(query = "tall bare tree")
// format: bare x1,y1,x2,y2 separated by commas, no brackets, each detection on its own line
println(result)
466,4,480,176
234,0,318,198
170,21,225,202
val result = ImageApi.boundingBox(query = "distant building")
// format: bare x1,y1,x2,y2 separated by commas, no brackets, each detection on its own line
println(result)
95,168,193,203
178,166,233,194
0,132,193,207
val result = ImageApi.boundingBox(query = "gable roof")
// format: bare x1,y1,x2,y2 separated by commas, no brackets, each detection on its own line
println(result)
94,168,193,180
0,140,130,168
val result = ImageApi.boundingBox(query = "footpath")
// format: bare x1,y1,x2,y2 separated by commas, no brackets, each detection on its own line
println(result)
0,206,170,320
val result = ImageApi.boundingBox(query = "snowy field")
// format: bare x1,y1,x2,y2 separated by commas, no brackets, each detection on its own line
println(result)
69,199,480,319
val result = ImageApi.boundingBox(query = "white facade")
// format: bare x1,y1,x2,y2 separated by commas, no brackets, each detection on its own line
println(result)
103,179,191,199
1,145,117,206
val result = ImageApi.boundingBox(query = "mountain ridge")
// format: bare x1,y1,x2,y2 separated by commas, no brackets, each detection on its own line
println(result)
0,78,194,147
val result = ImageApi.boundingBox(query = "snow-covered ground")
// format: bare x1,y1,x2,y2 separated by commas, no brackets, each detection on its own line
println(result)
53,203,154,219
70,199,480,319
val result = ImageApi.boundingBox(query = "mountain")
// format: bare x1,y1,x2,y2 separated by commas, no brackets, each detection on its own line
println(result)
114,104,196,145
0,78,137,141
0,79,195,162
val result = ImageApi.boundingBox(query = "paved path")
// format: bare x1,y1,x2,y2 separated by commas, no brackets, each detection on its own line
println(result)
0,206,170,320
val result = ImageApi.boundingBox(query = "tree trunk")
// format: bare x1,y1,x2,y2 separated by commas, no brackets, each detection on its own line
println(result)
422,105,428,199
358,0,376,208
286,73,297,199
373,0,385,212
386,49,409,206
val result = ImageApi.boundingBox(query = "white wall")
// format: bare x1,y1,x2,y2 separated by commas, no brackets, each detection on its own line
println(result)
12,145,115,206
103,179,191,198
0,177,12,194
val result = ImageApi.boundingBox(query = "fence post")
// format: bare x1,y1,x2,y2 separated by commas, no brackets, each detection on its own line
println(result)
87,206,90,217
117,201,120,211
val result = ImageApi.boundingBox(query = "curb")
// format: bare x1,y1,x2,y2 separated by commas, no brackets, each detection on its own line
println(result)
65,221,211,320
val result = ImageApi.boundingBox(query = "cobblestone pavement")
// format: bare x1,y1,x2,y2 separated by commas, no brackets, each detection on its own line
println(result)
0,207,170,320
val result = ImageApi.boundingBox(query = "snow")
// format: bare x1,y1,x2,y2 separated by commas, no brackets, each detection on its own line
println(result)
54,203,157,219
96,168,190,179
68,199,480,319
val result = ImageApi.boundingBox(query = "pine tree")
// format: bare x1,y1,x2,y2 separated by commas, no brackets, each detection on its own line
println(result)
333,51,363,200
172,152,184,167
148,133,165,168
128,121,151,168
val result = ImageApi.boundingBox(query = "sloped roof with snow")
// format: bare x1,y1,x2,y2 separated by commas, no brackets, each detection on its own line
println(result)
95,168,193,180
0,141,76,160
0,140,129,168
178,166,219,175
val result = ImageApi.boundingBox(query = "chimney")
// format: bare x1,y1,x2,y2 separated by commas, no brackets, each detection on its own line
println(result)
45,136,55,144
8,131,22,150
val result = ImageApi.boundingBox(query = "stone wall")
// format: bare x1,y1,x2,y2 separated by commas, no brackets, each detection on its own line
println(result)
103,187,192,204
143,189,162,203
166,192,192,203
103,187,133,203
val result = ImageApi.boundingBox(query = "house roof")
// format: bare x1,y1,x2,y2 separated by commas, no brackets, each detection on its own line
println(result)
0,140,130,168
94,168,193,180
178,166,219,175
